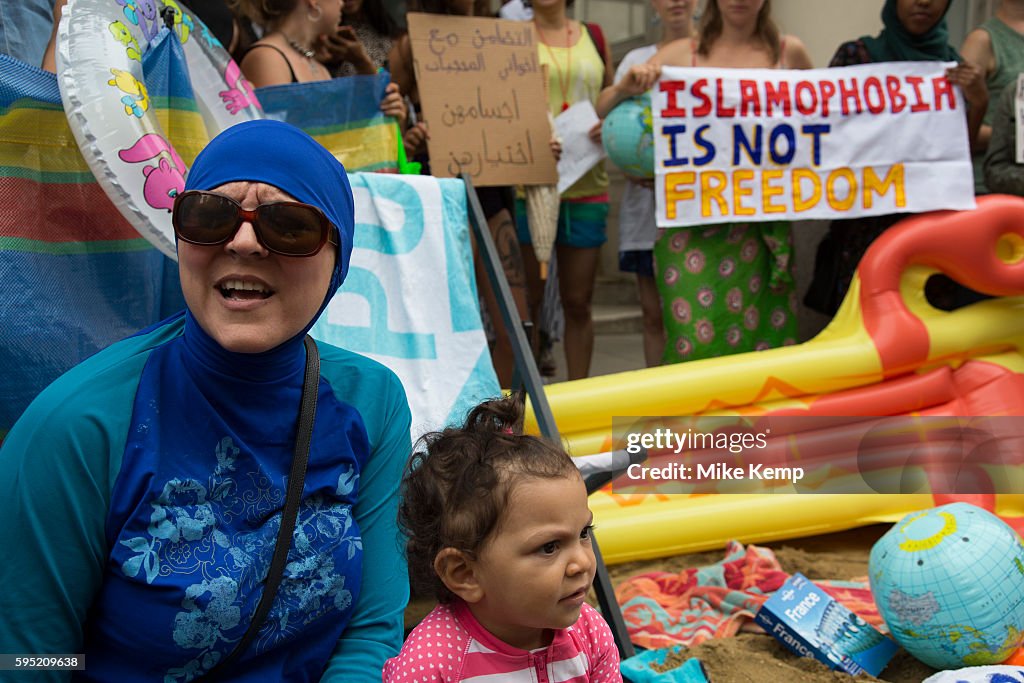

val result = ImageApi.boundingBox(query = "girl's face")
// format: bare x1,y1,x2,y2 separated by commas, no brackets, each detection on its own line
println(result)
652,0,694,31
896,0,948,36
467,475,595,650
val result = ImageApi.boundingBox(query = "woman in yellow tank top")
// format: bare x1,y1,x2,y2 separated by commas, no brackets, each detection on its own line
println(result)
514,0,613,381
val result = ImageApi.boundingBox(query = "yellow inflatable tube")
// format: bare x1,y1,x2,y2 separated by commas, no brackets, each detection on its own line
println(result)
525,197,1024,564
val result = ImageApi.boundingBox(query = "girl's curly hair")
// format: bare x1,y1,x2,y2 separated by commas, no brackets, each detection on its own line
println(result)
399,394,579,602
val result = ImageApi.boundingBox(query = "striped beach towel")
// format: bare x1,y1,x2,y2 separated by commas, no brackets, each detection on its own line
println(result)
615,540,885,650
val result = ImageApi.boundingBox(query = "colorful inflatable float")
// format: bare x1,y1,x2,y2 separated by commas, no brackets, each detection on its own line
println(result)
526,195,1024,564
56,0,261,258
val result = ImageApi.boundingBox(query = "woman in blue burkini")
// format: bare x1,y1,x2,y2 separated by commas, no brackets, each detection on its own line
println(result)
0,120,412,681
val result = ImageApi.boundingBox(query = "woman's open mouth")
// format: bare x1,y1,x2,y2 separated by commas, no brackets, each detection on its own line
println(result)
218,278,273,301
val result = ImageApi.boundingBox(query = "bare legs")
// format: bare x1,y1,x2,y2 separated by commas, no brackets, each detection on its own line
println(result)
636,273,664,367
474,208,529,387
521,242,600,381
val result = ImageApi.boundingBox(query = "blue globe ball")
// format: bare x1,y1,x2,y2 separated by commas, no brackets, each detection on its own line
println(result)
601,93,654,178
870,502,1024,669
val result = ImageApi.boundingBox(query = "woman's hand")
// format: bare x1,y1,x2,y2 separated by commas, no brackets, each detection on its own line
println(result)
618,63,660,98
588,120,603,145
550,136,563,162
403,121,429,157
946,61,988,110
947,61,989,153
380,82,408,126
595,62,660,117
321,26,375,74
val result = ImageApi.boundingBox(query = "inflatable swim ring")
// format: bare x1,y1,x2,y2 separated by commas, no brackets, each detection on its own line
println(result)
57,0,262,258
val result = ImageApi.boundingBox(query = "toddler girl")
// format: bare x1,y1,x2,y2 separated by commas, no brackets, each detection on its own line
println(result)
383,395,621,682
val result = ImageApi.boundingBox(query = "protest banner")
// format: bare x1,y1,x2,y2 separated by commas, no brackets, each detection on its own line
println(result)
653,62,976,227
406,12,557,186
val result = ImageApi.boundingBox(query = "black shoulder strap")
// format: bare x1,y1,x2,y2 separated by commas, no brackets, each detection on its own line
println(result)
200,335,320,680
245,43,300,84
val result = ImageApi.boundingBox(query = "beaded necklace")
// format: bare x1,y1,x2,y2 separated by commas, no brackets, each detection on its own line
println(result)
282,32,325,77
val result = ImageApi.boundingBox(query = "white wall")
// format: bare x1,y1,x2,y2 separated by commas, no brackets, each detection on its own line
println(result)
576,0,988,66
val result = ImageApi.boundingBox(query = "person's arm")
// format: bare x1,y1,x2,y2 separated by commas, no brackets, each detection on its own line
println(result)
960,27,996,151
783,35,813,70
984,84,1024,196
388,33,416,106
947,60,989,153
380,81,409,127
321,25,376,75
40,0,68,73
0,349,143,678
581,604,622,682
595,62,660,118
320,370,412,682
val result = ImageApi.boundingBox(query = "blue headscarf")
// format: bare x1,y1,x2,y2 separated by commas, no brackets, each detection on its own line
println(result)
183,119,355,317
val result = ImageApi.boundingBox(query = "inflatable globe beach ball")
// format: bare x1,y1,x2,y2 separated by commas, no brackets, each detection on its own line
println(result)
601,93,654,178
869,503,1024,669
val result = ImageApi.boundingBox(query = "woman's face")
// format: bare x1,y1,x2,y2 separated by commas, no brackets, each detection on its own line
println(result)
896,0,948,36
342,0,363,18
716,0,766,26
178,181,335,354
528,0,566,15
652,0,693,30
312,0,345,30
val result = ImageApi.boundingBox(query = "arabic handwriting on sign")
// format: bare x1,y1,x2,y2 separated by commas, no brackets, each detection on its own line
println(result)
481,129,535,168
448,150,483,178
428,29,459,57
470,23,533,49
497,51,539,81
424,51,486,73
439,88,522,127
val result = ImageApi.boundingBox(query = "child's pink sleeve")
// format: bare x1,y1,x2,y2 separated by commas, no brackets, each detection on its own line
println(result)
382,605,467,683
582,604,623,682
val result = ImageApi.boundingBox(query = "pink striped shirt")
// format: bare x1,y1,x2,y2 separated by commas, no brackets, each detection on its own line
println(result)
382,600,622,683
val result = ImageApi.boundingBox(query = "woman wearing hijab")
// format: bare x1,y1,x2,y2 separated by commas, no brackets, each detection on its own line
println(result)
804,0,987,317
0,120,412,682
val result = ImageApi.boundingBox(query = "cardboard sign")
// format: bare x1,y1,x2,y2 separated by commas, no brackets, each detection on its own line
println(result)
407,13,557,186
653,62,976,227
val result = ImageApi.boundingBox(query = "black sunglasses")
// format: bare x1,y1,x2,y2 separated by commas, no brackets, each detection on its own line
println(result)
172,190,338,257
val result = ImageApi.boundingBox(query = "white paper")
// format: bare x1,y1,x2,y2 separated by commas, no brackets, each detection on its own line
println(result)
554,100,607,195
1015,73,1023,165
